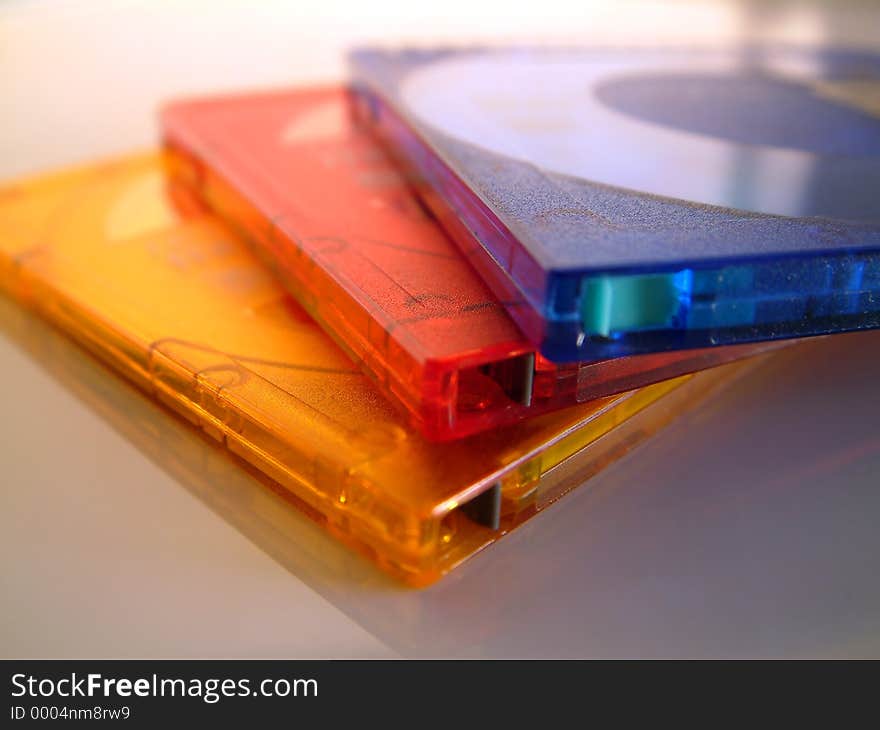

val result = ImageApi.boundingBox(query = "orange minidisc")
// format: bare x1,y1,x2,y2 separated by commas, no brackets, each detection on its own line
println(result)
0,153,770,584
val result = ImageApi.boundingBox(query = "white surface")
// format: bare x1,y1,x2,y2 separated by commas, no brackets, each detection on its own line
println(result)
2,0,879,658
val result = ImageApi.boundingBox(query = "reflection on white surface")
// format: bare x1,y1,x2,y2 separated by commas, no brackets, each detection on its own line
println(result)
2,299,879,658
0,301,396,659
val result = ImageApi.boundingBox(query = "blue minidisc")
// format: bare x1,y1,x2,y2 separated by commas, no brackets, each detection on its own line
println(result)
349,45,880,361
